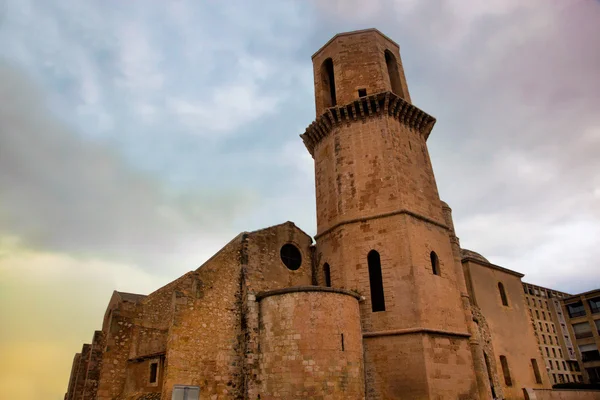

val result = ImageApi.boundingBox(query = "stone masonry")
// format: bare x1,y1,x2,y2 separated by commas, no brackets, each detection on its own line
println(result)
64,29,598,400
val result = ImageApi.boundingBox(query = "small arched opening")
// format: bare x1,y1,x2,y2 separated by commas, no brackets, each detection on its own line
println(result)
384,50,403,97
498,282,509,307
323,263,331,287
430,251,440,276
368,250,385,312
321,58,336,108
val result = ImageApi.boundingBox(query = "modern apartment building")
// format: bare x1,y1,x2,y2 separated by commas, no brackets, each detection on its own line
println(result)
562,289,600,384
522,283,584,384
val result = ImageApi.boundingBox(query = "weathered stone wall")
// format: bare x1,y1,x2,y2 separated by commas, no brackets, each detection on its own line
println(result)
123,356,164,397
72,344,91,400
245,222,313,294
466,259,550,399
257,288,364,399
128,326,167,361
83,330,106,400
312,29,411,116
530,389,600,400
243,222,315,398
161,235,244,399
97,308,136,400
313,115,442,236
65,352,82,400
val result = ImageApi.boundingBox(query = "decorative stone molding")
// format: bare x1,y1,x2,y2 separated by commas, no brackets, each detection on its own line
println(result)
256,285,361,301
301,91,436,157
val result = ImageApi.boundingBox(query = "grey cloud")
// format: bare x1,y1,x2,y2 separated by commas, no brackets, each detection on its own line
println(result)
0,61,254,269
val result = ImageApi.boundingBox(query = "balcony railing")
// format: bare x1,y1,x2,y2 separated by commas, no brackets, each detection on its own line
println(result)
581,350,600,362
575,331,594,339
568,310,587,318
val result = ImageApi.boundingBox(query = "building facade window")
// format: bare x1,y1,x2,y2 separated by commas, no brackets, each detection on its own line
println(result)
384,50,403,97
531,359,543,384
430,251,440,276
149,360,159,385
321,58,336,108
500,355,512,386
323,263,331,287
498,282,509,307
368,250,386,312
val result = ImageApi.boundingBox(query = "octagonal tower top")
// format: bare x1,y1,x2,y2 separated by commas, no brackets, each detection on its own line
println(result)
311,28,412,117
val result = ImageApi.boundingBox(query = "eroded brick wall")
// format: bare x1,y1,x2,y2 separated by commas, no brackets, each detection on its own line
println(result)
97,304,137,400
161,236,244,399
83,330,106,400
258,289,364,399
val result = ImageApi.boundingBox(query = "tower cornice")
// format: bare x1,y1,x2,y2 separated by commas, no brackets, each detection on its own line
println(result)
300,91,436,157
311,28,399,59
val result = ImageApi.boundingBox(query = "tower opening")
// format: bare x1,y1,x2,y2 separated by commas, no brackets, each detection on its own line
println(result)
323,263,331,287
321,58,337,108
430,251,440,276
368,250,385,312
498,282,509,307
500,355,512,386
385,50,403,97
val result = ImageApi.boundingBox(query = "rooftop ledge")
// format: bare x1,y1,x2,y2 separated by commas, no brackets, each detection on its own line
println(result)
300,91,436,157
256,286,362,301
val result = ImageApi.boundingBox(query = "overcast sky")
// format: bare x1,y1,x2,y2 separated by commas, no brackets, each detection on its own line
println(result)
1,0,599,398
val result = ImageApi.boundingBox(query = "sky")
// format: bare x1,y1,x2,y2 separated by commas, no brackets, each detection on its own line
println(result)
0,0,599,398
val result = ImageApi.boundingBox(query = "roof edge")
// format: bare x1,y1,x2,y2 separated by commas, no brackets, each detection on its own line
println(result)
462,257,525,278
312,28,399,59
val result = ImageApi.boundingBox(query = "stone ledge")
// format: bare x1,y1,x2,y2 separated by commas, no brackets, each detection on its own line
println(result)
300,91,436,157
363,327,470,339
256,286,361,301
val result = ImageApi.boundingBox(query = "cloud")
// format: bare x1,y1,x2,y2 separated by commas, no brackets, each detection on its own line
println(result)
0,61,254,270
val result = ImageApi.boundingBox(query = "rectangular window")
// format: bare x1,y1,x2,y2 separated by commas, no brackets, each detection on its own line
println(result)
552,348,556,358
580,344,600,362
567,302,586,318
531,359,543,384
589,297,600,314
573,322,593,339
500,355,512,386
358,88,367,97
149,361,159,384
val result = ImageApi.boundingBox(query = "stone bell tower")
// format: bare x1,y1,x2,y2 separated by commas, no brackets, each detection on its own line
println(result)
301,29,482,399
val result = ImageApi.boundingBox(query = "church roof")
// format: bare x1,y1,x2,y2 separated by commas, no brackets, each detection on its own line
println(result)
116,291,146,303
460,249,490,264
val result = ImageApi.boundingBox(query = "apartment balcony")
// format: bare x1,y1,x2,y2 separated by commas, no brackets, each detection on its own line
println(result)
581,350,600,363
568,310,587,318
575,331,594,339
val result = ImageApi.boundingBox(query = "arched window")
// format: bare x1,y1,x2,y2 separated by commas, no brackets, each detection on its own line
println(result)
323,263,331,287
385,50,403,97
368,250,385,312
321,58,336,108
498,282,509,306
499,355,512,386
430,251,440,276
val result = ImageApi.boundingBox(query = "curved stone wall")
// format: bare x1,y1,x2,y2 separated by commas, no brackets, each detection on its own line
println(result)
257,287,364,399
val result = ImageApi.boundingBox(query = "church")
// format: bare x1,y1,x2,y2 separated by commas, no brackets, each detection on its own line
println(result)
63,29,596,400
